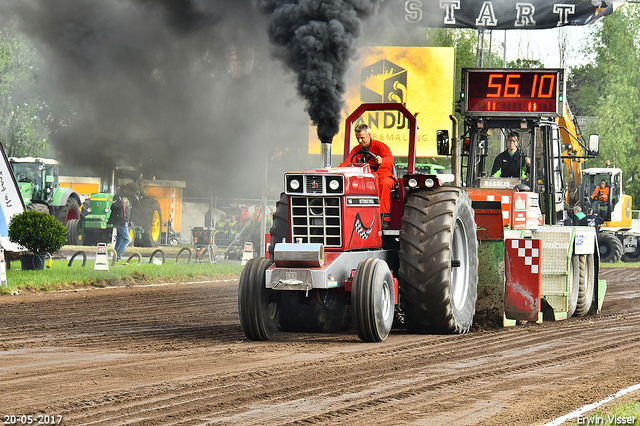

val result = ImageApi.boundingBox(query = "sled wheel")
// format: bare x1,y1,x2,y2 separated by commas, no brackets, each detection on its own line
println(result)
238,257,279,341
574,254,595,316
567,255,580,317
352,258,395,342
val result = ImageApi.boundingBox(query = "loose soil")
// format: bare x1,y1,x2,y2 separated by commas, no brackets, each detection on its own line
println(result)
1,268,639,425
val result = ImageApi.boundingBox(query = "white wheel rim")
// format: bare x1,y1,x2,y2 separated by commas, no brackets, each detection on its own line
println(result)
451,216,470,309
381,280,392,321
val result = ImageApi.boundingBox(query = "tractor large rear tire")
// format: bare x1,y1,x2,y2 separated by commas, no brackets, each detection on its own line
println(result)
132,199,162,247
352,258,395,342
574,254,595,316
399,186,479,334
598,232,623,263
238,257,280,341
269,192,289,260
278,289,346,333
57,198,80,224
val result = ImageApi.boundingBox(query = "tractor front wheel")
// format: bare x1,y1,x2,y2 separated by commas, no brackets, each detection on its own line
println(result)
238,257,280,341
351,258,395,342
399,186,479,334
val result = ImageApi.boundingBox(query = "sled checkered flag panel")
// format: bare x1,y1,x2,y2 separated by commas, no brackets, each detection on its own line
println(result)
511,239,540,275
505,238,542,321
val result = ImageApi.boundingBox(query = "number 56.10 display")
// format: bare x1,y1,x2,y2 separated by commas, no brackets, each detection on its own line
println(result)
461,68,565,117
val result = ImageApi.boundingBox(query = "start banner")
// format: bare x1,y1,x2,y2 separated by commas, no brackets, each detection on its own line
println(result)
383,0,626,30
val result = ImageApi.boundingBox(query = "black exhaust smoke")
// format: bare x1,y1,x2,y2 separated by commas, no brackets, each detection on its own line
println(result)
254,0,383,145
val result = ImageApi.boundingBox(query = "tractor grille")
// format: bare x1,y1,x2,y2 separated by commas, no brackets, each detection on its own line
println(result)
290,196,342,247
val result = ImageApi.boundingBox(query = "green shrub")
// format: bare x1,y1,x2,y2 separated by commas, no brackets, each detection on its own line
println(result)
8,210,67,254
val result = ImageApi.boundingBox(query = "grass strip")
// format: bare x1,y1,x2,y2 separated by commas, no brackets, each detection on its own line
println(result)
0,258,243,295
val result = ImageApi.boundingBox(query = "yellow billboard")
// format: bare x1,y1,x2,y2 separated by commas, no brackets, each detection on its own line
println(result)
309,46,455,158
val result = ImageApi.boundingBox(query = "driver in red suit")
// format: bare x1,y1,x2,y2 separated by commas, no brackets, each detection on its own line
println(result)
340,123,395,228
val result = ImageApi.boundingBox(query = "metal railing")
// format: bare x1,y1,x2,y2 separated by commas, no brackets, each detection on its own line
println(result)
152,196,277,259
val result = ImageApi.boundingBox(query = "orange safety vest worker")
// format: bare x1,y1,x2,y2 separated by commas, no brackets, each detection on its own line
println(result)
592,185,609,203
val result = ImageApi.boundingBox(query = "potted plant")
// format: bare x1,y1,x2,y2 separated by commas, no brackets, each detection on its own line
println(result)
8,210,67,270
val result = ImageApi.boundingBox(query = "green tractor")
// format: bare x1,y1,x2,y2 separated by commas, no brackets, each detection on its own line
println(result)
67,166,163,248
9,157,82,225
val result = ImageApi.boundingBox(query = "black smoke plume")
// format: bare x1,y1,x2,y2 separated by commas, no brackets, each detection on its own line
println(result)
255,0,383,144
0,0,312,198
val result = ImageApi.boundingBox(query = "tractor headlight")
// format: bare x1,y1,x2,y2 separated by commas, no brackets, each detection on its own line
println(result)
286,175,304,193
408,178,418,188
325,176,344,194
425,178,435,188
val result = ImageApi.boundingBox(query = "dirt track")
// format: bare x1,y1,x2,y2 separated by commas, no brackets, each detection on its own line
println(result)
1,268,639,426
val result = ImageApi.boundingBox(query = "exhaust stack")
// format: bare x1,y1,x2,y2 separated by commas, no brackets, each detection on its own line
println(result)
321,143,332,168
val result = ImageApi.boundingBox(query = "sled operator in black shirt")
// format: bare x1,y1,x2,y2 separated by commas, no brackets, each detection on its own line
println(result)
491,131,530,178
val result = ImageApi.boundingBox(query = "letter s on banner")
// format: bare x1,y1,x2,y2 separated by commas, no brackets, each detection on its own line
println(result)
405,0,423,23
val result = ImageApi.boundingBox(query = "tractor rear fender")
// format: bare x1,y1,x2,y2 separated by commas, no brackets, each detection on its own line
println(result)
265,249,393,293
51,187,81,208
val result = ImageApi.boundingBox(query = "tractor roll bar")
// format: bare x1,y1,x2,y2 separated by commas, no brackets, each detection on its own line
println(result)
342,103,418,174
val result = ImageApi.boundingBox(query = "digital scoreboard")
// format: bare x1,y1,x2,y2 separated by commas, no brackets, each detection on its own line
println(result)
461,69,565,117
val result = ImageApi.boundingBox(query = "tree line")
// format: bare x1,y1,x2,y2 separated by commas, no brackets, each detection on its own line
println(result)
0,22,51,158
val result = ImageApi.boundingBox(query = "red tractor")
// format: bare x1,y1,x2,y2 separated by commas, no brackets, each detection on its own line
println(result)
238,103,479,342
